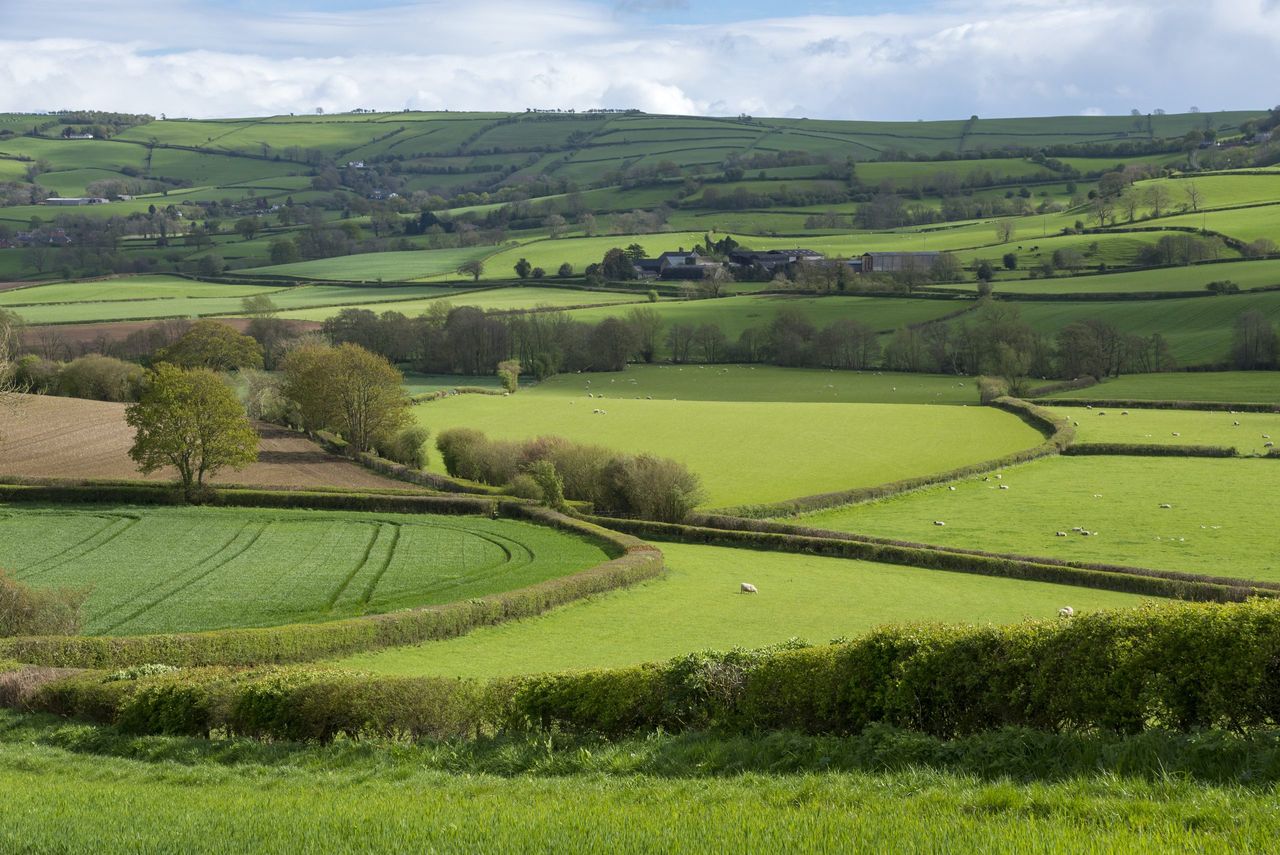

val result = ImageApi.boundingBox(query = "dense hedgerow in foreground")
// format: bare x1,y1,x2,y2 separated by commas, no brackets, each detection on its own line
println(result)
12,599,1280,743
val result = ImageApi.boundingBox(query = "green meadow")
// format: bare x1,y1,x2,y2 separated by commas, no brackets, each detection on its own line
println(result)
1047,372,1280,403
414,393,1043,508
0,505,607,635
241,245,502,281
340,542,1149,678
272,285,649,321
1051,406,1280,454
799,456,1280,581
530,364,980,404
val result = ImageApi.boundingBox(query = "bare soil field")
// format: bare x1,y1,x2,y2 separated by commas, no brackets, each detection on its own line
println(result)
0,394,410,491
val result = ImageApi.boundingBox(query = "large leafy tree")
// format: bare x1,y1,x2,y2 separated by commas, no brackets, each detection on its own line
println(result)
281,342,411,452
126,364,259,500
154,320,264,371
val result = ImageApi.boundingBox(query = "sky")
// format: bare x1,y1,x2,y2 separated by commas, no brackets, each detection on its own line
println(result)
0,0,1276,121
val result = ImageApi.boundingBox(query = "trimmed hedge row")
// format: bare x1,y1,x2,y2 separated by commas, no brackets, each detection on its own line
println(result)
20,599,1280,741
713,396,1073,518
1037,398,1280,414
1064,443,1240,458
585,515,1268,603
0,494,663,669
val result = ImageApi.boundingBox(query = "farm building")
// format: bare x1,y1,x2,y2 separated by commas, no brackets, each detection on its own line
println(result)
43,197,109,206
728,248,824,271
660,251,723,281
860,251,940,273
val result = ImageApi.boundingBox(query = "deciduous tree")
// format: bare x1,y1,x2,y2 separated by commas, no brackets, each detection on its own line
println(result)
126,364,259,500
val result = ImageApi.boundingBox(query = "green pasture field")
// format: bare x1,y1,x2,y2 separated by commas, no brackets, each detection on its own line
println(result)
272,285,649,322
980,291,1280,366
4,717,1275,855
342,542,1148,678
3,281,463,324
1049,406,1280,454
413,393,1042,507
33,168,126,197
943,258,1280,295
476,233,708,280
0,276,279,305
241,246,503,281
799,456,1280,581
531,364,979,404
0,505,607,636
1132,173,1280,212
1048,372,1280,403
1154,202,1280,243
567,294,970,344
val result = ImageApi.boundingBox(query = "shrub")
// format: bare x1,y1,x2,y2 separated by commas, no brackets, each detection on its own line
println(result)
11,355,59,393
497,359,521,393
599,454,704,522
56,354,145,402
527,459,566,511
977,375,1009,404
377,425,431,469
507,473,543,501
436,427,487,478
0,569,87,637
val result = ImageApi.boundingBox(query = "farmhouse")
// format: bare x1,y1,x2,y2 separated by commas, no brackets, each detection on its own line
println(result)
655,249,724,280
632,258,663,278
860,251,940,273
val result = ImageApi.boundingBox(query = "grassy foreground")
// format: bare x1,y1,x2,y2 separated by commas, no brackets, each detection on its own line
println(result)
1,712,1278,853
338,542,1149,677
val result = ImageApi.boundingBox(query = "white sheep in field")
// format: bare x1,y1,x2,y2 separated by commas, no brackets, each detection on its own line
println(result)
933,520,946,527
1160,503,1173,509
1172,432,1180,437
740,582,758,594
1059,606,1075,618
1055,531,1067,537
999,485,1009,490
948,486,957,491
592,408,602,414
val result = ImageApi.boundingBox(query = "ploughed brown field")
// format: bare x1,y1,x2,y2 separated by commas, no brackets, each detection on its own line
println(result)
0,394,411,491
19,317,321,351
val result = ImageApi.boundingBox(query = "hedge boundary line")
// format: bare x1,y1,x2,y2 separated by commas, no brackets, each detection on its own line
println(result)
584,514,1265,603
1063,443,1241,458
1035,398,1280,414
311,430,501,496
709,397,1073,518
0,491,664,670
19,599,1280,742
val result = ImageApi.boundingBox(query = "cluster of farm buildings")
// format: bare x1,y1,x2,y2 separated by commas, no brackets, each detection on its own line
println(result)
633,248,941,280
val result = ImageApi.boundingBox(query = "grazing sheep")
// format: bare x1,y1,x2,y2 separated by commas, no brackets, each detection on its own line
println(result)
1266,441,1275,448
999,484,1010,490
1172,432,1180,437
593,408,602,414
1121,411,1129,416
933,520,946,526
1160,503,1172,509
1092,494,1102,498
1234,421,1241,426
1265,434,1272,440
995,473,1002,480
1059,606,1075,618
1072,526,1084,532
1098,411,1106,416
948,486,957,491
1086,405,1093,410
1055,531,1067,537
588,392,594,398
740,582,758,594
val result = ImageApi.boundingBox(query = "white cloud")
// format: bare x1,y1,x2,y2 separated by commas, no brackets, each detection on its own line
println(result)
0,0,1275,119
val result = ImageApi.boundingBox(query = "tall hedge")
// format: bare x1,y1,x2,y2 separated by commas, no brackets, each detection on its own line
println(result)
19,600,1280,742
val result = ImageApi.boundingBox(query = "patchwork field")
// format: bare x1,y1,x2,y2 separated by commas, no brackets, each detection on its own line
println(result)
240,246,502,281
1047,372,1280,403
0,394,405,490
0,505,608,635
272,285,650,321
341,542,1150,677
414,392,1043,508
798,456,1280,581
531,365,980,404
1051,406,1280,454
